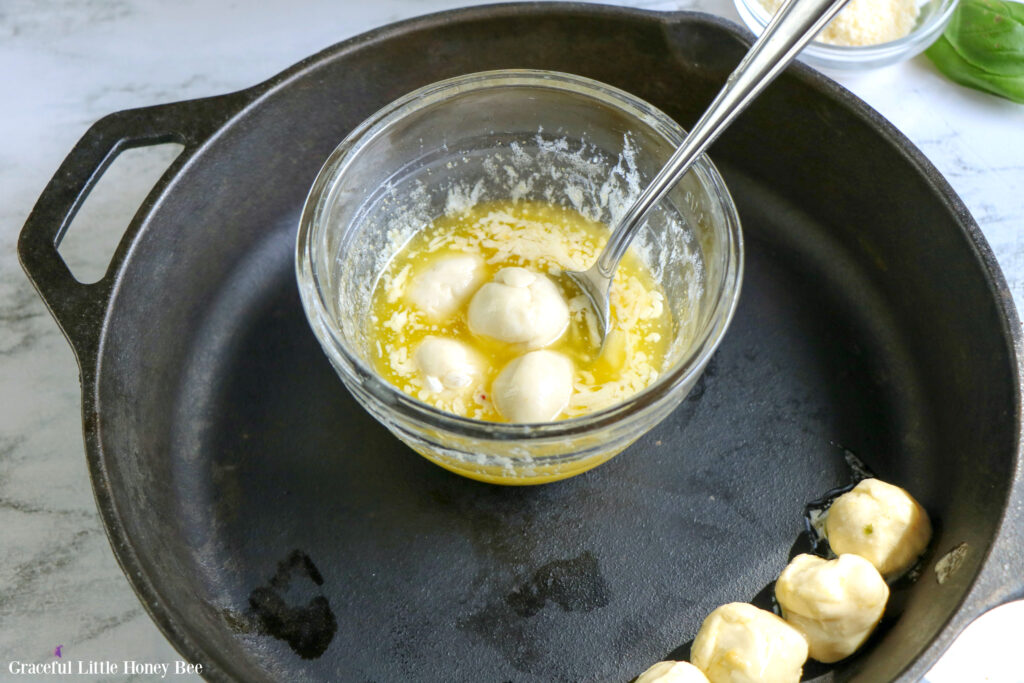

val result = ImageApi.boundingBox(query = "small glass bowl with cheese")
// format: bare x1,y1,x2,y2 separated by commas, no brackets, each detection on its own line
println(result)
296,70,743,485
734,0,958,71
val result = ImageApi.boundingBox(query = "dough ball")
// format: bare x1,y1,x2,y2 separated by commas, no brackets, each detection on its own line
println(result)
408,254,483,319
775,554,889,663
492,350,573,423
467,267,569,347
825,478,932,578
690,602,808,683
635,660,710,683
414,336,481,394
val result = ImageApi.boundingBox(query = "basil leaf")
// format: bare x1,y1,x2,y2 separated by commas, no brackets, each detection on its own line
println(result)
925,0,1024,103
947,0,1024,74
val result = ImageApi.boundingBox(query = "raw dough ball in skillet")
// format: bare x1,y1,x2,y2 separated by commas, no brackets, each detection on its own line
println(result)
408,254,483,319
635,660,710,682
825,478,932,578
690,602,808,683
467,267,569,347
491,350,573,423
775,553,889,663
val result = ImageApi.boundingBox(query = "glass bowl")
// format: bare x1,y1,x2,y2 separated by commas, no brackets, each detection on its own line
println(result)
734,0,959,71
296,70,743,485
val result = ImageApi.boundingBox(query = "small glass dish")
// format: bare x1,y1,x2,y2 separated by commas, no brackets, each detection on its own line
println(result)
296,70,743,485
734,0,959,71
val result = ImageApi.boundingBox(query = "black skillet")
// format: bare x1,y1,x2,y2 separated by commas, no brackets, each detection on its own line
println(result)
18,3,1024,681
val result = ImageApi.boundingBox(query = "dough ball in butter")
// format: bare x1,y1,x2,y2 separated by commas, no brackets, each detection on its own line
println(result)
775,553,889,663
492,350,573,423
408,254,483,319
635,660,710,683
825,478,932,578
414,336,481,394
467,267,569,347
691,602,808,683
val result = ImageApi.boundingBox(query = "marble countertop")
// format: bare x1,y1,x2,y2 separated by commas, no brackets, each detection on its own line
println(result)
2,0,1022,681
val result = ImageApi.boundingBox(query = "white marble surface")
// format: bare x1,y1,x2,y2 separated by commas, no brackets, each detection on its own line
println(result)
1,0,1022,681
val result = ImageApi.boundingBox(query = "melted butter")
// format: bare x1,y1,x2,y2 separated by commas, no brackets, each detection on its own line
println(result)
368,200,673,422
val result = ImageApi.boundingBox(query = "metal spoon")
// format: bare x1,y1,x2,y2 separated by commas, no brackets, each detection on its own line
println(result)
568,0,851,348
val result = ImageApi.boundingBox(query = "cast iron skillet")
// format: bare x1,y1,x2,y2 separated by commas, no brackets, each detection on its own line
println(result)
18,3,1024,681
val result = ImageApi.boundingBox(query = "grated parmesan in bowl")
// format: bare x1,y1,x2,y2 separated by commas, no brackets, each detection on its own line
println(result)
760,0,921,46
735,0,958,70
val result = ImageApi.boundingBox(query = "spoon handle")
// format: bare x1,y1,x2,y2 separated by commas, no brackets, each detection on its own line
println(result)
594,0,852,279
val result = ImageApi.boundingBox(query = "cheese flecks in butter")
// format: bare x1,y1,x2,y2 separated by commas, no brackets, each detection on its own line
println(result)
367,200,674,422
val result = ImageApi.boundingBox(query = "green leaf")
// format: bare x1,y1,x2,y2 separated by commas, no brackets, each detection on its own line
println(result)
947,0,1024,74
925,0,1024,103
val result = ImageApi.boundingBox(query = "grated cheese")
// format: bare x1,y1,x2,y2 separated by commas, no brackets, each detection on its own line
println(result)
761,0,920,46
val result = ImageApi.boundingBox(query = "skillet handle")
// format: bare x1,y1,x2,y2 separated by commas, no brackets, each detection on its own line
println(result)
17,93,247,361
